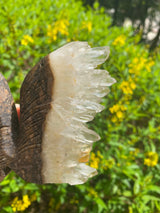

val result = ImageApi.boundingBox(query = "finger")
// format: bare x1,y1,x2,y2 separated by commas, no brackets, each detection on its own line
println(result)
15,104,20,121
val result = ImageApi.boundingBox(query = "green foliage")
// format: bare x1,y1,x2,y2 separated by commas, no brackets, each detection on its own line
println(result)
0,0,160,212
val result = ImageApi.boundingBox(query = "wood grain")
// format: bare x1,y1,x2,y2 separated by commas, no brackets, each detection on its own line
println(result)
10,56,54,183
0,73,19,180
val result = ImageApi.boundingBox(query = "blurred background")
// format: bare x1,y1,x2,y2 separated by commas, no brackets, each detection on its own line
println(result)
0,0,160,212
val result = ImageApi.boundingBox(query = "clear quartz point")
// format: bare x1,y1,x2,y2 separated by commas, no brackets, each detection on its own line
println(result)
73,46,110,69
42,41,116,185
53,97,104,123
60,124,100,144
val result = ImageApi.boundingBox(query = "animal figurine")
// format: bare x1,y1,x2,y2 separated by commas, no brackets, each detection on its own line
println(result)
0,41,116,185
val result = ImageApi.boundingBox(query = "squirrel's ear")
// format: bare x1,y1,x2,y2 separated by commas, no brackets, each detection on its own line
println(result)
0,73,19,181
10,42,115,185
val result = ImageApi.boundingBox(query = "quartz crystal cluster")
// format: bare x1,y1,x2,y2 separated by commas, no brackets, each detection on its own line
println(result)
42,42,116,185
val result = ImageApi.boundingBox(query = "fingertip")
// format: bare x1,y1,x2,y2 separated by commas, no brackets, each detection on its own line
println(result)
15,104,20,121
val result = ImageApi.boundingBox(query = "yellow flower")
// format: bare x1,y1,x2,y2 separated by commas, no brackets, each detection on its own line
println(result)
112,35,126,46
130,82,136,90
47,24,57,41
109,104,120,113
12,207,16,212
89,152,100,169
111,116,118,123
11,197,18,212
47,19,69,42
120,105,127,111
132,57,139,64
144,151,158,167
23,194,31,208
21,35,34,46
120,78,136,95
129,57,154,76
129,206,133,213
82,21,92,32
110,103,127,123
146,60,155,72
97,150,103,159
58,19,69,35
11,195,31,212
120,81,132,94
116,111,124,119
87,22,92,32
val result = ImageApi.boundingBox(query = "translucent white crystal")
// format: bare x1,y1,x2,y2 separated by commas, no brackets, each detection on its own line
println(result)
72,46,110,70
41,41,116,185
61,164,97,185
60,124,100,144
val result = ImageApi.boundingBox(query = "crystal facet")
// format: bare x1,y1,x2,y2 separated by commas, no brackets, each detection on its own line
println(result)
42,41,116,185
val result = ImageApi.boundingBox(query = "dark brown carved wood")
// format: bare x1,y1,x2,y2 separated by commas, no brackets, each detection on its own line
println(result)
10,56,54,184
0,73,19,180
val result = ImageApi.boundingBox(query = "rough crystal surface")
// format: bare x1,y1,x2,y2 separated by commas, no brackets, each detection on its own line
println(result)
42,41,116,185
